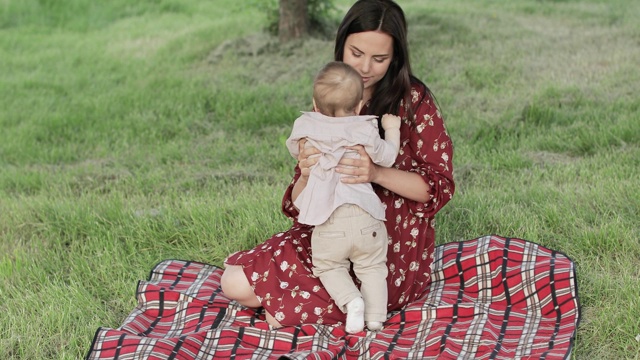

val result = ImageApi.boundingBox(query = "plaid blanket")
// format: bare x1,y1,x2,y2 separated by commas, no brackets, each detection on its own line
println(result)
86,235,580,359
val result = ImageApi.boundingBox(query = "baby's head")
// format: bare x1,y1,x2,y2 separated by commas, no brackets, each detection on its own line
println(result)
313,61,364,117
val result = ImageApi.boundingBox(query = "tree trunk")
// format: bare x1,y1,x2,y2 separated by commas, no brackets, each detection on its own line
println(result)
279,0,308,43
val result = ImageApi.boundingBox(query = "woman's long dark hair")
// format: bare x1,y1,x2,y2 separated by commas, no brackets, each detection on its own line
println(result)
334,0,429,133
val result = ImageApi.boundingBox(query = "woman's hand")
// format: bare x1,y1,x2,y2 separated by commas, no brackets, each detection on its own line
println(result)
336,145,379,184
292,139,321,202
297,139,321,178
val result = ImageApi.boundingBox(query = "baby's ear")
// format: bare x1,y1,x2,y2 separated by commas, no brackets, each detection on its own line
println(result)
312,98,319,112
355,99,364,114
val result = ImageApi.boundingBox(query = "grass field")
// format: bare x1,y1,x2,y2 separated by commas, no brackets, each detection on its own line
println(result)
1,0,639,358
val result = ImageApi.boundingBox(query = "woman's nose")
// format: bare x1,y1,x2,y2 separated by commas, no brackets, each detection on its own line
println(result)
361,59,370,74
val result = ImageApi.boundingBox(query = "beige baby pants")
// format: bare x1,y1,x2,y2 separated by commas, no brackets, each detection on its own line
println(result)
311,204,389,323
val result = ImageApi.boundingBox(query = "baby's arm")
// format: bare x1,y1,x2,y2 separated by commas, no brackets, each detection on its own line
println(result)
363,114,401,168
381,114,401,154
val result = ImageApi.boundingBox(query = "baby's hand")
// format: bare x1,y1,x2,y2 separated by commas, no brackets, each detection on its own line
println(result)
381,114,401,130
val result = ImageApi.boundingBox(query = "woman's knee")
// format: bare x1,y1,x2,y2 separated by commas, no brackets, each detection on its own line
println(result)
220,265,261,308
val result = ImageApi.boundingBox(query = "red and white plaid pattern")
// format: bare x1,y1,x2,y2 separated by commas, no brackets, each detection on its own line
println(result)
86,235,580,359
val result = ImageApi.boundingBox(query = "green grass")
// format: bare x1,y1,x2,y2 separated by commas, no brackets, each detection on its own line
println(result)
1,0,639,358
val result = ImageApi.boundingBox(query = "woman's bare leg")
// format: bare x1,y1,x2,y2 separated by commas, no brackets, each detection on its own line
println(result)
220,265,261,307
264,311,283,329
221,265,283,328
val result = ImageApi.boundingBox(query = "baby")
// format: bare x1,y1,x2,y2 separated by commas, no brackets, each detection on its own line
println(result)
286,61,400,333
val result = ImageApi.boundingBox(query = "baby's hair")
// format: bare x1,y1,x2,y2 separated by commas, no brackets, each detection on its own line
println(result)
313,61,364,117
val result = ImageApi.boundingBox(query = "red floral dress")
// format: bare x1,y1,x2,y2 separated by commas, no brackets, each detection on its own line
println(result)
225,81,455,326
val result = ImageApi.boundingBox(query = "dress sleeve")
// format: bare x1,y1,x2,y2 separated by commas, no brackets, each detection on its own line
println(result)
402,86,455,218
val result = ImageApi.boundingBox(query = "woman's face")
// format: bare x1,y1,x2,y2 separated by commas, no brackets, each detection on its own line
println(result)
342,31,394,101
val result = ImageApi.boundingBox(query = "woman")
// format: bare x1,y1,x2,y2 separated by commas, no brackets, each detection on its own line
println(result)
221,0,455,328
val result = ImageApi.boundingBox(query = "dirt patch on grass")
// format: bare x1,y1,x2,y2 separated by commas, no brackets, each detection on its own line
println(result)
513,14,640,96
414,2,640,123
206,33,333,86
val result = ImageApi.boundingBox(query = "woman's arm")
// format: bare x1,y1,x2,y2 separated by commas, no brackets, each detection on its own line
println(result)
291,173,308,203
337,146,430,203
336,86,455,214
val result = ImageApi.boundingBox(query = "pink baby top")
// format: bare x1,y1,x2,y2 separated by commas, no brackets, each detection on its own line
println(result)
285,111,399,226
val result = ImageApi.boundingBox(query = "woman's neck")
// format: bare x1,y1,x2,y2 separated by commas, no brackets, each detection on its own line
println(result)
362,87,374,107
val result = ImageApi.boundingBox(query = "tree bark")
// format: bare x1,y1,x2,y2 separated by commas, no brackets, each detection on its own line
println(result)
279,0,309,43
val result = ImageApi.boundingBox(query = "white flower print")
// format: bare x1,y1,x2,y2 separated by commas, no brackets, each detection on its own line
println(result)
275,312,285,322
410,228,419,239
300,291,310,299
263,293,273,306
288,264,297,277
394,198,404,209
394,269,407,287
393,242,401,253
417,139,423,149
411,89,419,103
405,238,417,248
433,140,439,152
274,249,282,257
423,113,433,126
313,285,322,292
416,122,426,133
295,305,303,313
314,307,323,316
280,261,289,271
279,281,289,289
301,313,308,321
251,272,259,282
409,261,419,271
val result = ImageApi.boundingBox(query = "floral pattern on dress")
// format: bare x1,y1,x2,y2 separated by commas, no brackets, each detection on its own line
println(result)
225,81,455,326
